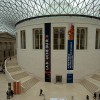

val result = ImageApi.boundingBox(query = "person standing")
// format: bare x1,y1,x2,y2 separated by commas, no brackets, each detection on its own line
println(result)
6,90,10,99
86,95,89,100
10,90,14,97
71,96,74,100
93,92,97,99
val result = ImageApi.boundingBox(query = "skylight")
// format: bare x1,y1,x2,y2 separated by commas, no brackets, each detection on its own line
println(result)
0,0,99,34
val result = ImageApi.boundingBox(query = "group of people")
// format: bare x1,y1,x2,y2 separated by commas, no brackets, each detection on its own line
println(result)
6,89,14,99
6,88,100,100
86,92,100,100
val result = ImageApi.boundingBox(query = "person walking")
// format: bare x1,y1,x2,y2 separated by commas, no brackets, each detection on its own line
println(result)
39,89,43,96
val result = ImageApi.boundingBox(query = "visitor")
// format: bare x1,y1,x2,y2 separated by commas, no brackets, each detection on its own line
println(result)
9,57,11,60
39,89,43,96
71,96,74,100
86,95,89,100
93,92,97,99
6,90,10,99
10,90,14,97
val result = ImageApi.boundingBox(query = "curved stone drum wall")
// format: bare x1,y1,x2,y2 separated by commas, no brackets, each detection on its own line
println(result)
16,16,100,83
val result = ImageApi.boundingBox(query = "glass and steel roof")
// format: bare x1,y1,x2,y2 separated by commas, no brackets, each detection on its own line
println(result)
0,0,100,34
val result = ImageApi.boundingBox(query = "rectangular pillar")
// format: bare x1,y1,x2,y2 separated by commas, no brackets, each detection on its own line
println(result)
13,81,21,94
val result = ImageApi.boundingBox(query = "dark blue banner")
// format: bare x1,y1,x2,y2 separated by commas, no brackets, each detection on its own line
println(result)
67,40,74,70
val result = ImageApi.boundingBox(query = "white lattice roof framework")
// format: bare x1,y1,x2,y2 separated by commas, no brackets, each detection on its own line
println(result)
0,0,100,34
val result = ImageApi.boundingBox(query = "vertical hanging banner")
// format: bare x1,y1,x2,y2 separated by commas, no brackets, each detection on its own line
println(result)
45,23,51,82
67,24,74,70
67,24,74,83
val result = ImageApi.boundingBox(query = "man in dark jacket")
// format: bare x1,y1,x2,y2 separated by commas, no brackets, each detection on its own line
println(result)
6,90,10,99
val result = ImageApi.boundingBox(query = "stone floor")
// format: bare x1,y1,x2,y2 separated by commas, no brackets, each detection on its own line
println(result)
0,74,95,100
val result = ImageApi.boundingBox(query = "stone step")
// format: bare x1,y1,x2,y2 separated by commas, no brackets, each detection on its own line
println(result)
6,56,40,92
80,78,98,94
7,67,21,72
86,78,100,88
7,65,19,69
20,76,33,83
22,77,39,91
11,70,25,76
12,72,29,80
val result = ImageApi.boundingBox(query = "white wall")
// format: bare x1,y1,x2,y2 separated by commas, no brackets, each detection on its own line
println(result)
16,16,100,82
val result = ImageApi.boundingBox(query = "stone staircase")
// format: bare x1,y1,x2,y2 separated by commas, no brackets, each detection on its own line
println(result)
12,72,29,80
80,71,100,94
22,77,39,92
7,66,21,72
6,57,39,92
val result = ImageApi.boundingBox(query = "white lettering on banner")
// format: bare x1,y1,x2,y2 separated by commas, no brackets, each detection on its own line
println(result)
45,49,49,52
67,53,74,69
46,52,49,55
45,34,50,71
46,44,49,48
70,42,72,50
46,61,49,64
46,65,49,70
46,55,49,60
45,39,48,42
67,41,74,69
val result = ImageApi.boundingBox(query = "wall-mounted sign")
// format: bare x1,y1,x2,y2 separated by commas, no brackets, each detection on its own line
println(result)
67,74,73,83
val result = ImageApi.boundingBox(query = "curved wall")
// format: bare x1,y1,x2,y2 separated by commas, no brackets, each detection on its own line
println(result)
16,16,100,82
